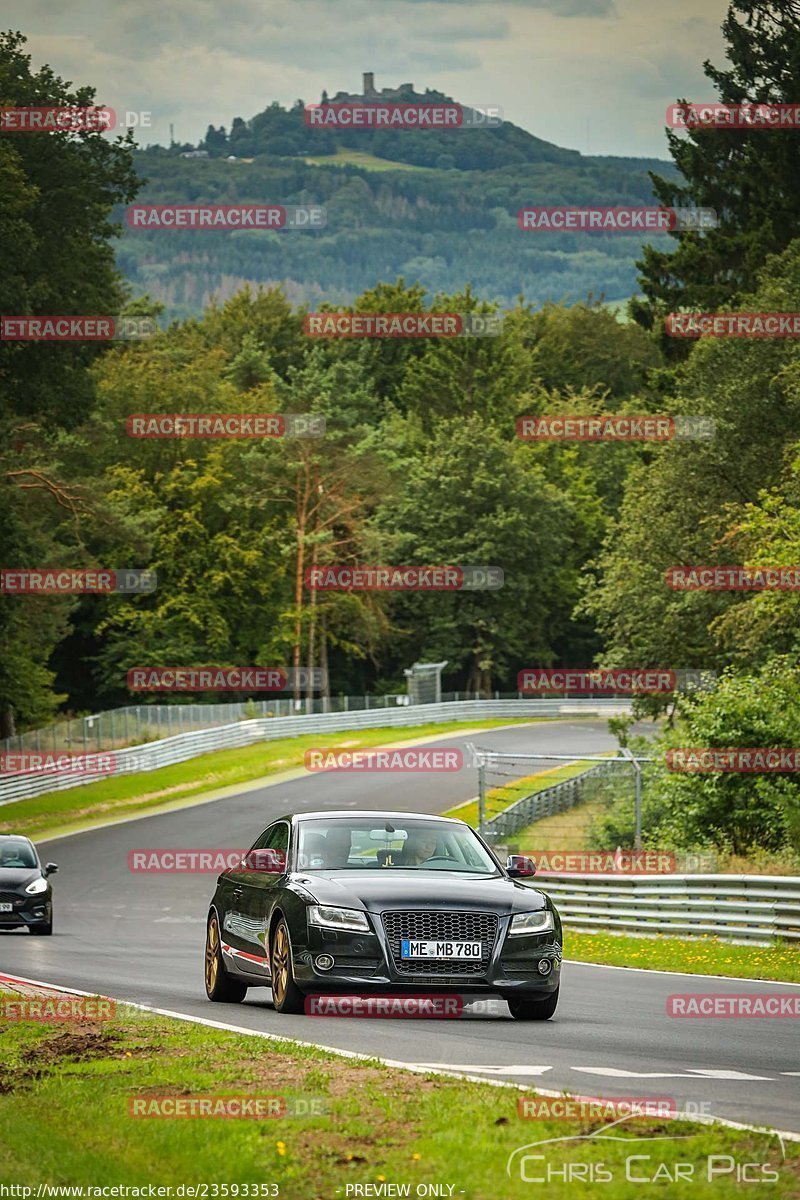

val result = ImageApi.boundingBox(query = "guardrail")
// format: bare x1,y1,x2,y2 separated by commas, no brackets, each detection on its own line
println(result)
530,873,800,945
0,692,634,756
482,759,620,841
0,698,630,807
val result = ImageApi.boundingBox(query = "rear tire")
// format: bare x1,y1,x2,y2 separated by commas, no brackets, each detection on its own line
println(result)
508,987,559,1021
205,912,247,1002
270,918,305,1014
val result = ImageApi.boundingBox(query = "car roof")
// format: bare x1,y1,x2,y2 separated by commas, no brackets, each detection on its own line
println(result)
292,810,465,824
0,834,33,843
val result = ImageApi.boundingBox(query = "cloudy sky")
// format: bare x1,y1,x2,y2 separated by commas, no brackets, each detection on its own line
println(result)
6,0,729,157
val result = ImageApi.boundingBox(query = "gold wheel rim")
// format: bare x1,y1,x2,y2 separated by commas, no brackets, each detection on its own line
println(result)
272,923,289,1005
205,917,220,991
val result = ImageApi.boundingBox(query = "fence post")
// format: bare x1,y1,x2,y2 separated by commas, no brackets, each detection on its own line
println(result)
634,764,643,851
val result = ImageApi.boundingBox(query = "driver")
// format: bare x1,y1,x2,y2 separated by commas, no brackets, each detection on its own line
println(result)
402,830,439,865
321,826,353,868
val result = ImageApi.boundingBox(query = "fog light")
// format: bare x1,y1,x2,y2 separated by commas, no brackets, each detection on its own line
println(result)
537,959,553,976
315,954,335,972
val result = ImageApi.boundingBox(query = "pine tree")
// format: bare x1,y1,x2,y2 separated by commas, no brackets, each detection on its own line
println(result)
633,1,800,349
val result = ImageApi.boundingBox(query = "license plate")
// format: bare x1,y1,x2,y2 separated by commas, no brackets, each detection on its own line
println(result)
400,939,483,959
0,903,13,913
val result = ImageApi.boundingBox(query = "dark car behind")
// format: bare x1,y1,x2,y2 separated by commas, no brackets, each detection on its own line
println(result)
0,835,58,935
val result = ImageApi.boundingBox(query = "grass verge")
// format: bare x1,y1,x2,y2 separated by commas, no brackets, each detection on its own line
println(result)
2,719,539,843
443,759,599,829
565,931,800,984
0,990,796,1196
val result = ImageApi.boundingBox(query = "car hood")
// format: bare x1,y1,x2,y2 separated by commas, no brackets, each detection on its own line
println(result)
292,870,549,915
0,868,39,891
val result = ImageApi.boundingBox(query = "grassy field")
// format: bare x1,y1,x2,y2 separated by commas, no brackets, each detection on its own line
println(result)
304,149,434,171
1,718,541,842
566,931,800,984
508,800,606,853
443,759,600,829
0,989,796,1197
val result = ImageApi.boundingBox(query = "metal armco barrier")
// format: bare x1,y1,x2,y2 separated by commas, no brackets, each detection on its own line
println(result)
0,698,630,806
531,873,800,945
482,759,619,841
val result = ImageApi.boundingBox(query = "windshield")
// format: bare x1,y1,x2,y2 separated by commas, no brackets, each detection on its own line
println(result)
296,818,498,874
0,840,37,869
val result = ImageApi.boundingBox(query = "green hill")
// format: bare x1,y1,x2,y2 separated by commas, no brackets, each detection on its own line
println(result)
121,81,678,319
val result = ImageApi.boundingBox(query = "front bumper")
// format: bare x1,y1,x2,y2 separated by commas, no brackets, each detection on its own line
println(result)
0,894,52,929
292,914,562,995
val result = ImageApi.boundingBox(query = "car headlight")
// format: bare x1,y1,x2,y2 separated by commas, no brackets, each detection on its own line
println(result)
25,877,48,895
307,905,370,932
509,909,555,936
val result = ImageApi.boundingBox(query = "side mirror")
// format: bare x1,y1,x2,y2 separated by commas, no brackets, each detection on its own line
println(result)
242,849,286,874
506,854,536,878
45,863,59,876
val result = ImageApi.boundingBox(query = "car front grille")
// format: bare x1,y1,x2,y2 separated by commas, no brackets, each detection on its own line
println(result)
0,891,23,918
382,910,498,976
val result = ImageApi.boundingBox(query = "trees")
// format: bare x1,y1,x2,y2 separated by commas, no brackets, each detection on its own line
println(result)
375,415,573,694
582,240,800,676
620,665,800,856
634,2,800,339
0,32,139,736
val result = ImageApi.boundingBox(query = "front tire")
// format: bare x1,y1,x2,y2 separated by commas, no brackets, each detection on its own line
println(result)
507,987,559,1021
205,912,247,1002
29,920,52,936
270,918,305,1014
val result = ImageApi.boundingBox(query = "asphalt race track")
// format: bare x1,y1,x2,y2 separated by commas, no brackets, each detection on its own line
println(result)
1,719,798,1135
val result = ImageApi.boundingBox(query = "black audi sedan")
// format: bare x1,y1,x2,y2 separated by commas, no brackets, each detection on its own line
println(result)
204,811,562,1020
0,835,58,935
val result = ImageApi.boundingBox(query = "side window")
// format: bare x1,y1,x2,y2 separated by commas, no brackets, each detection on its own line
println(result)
266,822,289,856
250,824,277,852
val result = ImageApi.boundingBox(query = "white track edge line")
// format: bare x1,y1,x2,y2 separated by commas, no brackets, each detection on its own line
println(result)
1,969,798,1143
